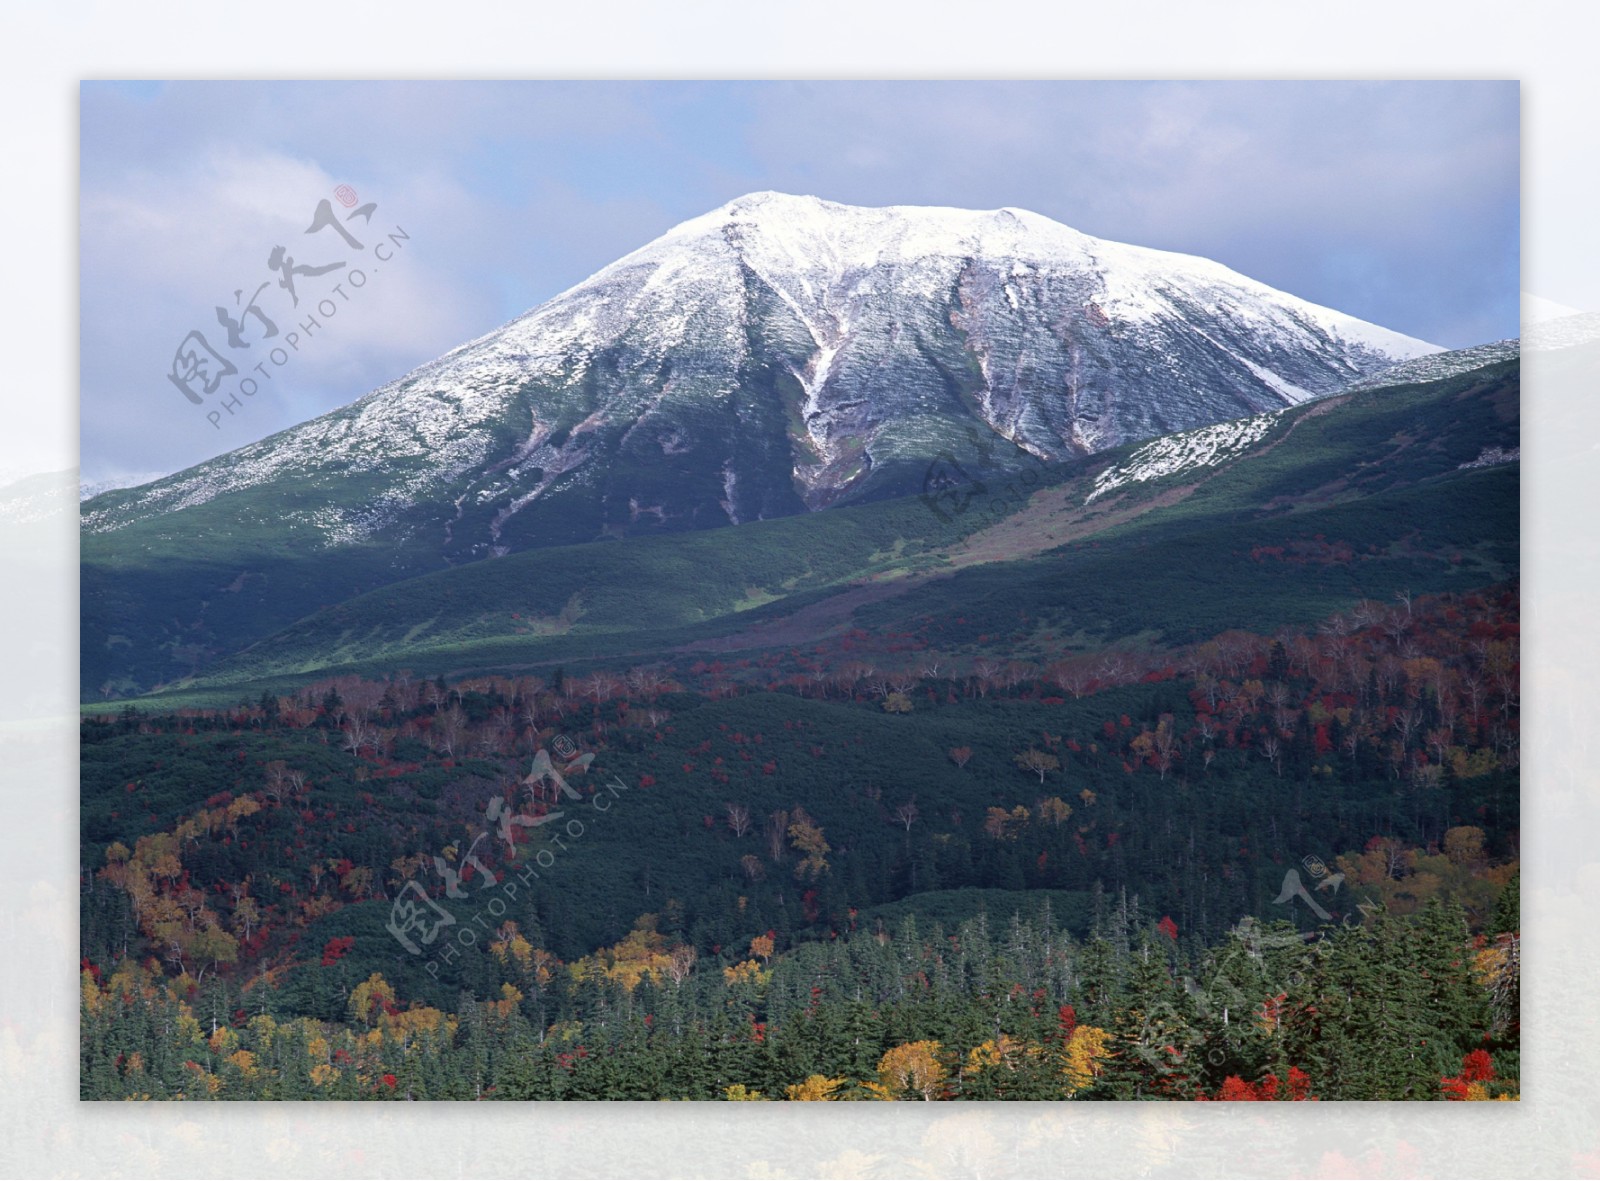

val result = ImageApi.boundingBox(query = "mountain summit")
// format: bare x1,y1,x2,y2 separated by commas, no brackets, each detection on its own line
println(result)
83,193,1458,698
88,192,1438,556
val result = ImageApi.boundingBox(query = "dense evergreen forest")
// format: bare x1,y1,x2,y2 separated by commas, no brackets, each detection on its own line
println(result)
80,586,1519,1100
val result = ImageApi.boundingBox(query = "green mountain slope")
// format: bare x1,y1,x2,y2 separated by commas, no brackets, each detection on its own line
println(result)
101,356,1517,709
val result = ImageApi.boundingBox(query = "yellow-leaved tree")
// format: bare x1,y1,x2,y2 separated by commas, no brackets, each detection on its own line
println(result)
787,807,830,880
876,1040,947,1100
1063,1025,1111,1095
785,1074,846,1101
569,915,686,992
722,959,770,989
347,972,397,1026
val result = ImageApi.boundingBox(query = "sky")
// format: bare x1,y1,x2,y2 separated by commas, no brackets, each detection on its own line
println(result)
79,80,1520,487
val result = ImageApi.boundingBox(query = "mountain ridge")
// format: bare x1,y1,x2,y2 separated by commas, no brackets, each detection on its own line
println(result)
82,193,1455,700
85,192,1437,546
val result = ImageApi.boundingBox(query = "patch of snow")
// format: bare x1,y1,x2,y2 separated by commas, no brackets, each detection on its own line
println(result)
1086,411,1284,504
1458,445,1519,470
719,460,740,524
1343,339,1519,393
1234,355,1318,405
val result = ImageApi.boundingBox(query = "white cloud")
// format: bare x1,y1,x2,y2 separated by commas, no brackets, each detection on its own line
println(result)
80,146,502,484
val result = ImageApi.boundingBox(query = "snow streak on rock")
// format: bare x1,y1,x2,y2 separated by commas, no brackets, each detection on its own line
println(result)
1458,446,1520,470
1086,412,1284,504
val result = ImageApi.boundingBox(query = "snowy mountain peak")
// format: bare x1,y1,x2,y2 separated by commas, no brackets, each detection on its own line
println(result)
585,192,1436,365
656,191,1093,263
87,193,1445,557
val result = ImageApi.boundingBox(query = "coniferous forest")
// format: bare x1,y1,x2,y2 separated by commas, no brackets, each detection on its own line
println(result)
80,586,1520,1101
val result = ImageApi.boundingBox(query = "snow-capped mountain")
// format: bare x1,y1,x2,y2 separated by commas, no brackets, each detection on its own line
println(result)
84,192,1439,557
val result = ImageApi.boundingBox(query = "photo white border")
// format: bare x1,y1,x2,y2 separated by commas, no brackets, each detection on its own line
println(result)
3,3,1592,1176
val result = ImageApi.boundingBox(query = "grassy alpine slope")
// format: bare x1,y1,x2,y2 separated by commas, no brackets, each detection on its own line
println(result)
100,355,1517,709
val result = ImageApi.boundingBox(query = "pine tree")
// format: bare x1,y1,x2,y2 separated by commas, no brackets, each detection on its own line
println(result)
1097,939,1200,1099
1285,914,1441,1099
1413,898,1490,1061
1489,872,1520,937
839,997,883,1079
1075,936,1121,1026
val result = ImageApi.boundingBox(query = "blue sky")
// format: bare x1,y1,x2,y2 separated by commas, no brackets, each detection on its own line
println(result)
79,80,1519,485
